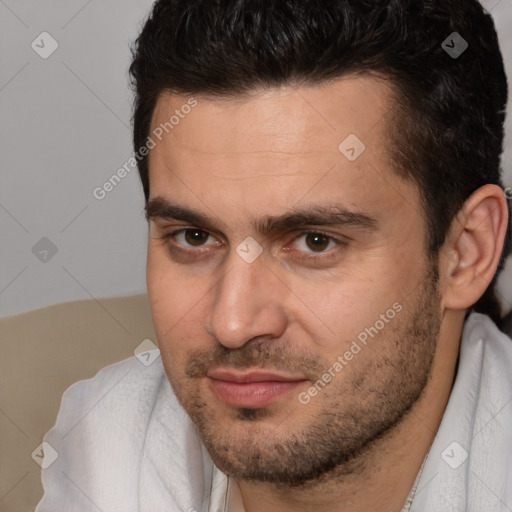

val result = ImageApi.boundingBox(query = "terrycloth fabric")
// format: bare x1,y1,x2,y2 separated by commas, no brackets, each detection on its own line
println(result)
34,353,214,512
35,313,512,512
410,314,512,511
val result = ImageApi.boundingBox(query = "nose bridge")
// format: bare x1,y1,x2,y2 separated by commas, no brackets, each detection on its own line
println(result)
206,252,286,348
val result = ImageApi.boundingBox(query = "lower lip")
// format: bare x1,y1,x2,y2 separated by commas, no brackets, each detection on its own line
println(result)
208,378,306,408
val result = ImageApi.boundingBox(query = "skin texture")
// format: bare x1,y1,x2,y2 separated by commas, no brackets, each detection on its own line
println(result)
145,76,509,511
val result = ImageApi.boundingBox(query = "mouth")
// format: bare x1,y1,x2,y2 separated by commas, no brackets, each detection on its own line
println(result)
207,368,308,408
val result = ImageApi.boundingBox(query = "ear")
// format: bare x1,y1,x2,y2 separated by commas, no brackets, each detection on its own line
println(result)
441,184,509,310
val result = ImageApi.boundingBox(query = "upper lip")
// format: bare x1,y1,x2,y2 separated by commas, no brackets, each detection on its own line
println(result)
207,368,307,383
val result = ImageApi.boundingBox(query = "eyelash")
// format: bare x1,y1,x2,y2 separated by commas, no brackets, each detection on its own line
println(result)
158,227,346,260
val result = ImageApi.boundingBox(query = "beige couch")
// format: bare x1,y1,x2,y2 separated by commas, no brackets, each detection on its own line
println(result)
0,295,156,512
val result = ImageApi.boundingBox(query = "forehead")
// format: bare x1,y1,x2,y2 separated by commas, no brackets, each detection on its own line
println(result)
149,74,394,162
146,75,423,241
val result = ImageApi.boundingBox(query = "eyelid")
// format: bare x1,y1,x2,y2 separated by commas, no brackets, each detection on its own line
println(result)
162,227,222,247
296,231,339,243
157,225,347,261
288,230,344,253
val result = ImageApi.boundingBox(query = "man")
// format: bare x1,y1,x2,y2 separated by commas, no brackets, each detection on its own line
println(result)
36,0,512,511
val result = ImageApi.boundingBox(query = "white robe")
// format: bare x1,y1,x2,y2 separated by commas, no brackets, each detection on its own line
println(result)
35,312,512,512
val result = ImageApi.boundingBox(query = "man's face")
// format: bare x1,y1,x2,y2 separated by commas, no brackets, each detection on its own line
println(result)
146,76,442,485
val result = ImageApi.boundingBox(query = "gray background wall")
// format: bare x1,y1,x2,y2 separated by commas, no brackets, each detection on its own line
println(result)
1,0,512,319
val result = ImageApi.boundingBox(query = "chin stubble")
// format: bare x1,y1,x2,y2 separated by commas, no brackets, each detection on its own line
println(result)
171,265,442,487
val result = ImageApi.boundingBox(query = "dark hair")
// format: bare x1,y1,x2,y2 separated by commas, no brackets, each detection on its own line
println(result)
129,0,511,331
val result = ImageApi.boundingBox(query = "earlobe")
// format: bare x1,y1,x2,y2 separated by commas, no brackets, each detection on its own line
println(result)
442,184,509,311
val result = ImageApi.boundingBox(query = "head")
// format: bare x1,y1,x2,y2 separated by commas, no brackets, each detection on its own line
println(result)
130,0,510,486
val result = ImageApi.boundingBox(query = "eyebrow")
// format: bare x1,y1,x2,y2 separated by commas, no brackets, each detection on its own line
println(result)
145,196,378,234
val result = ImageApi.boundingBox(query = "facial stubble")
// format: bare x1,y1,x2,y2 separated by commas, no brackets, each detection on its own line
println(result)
166,265,441,487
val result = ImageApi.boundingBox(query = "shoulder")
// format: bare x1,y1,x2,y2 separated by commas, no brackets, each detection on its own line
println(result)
35,355,186,511
410,312,512,510
50,354,168,435
462,311,512,367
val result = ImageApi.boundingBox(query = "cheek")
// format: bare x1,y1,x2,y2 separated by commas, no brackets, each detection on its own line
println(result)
298,272,417,375
290,266,405,349
146,249,206,362
147,244,199,316
147,249,176,326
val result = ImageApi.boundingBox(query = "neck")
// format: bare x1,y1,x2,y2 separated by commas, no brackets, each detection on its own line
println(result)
237,312,463,512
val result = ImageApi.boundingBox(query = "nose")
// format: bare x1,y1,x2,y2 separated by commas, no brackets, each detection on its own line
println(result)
205,251,288,349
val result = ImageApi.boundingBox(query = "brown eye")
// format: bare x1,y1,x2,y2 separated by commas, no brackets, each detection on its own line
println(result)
169,228,213,248
183,229,210,246
294,232,338,253
305,233,330,252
